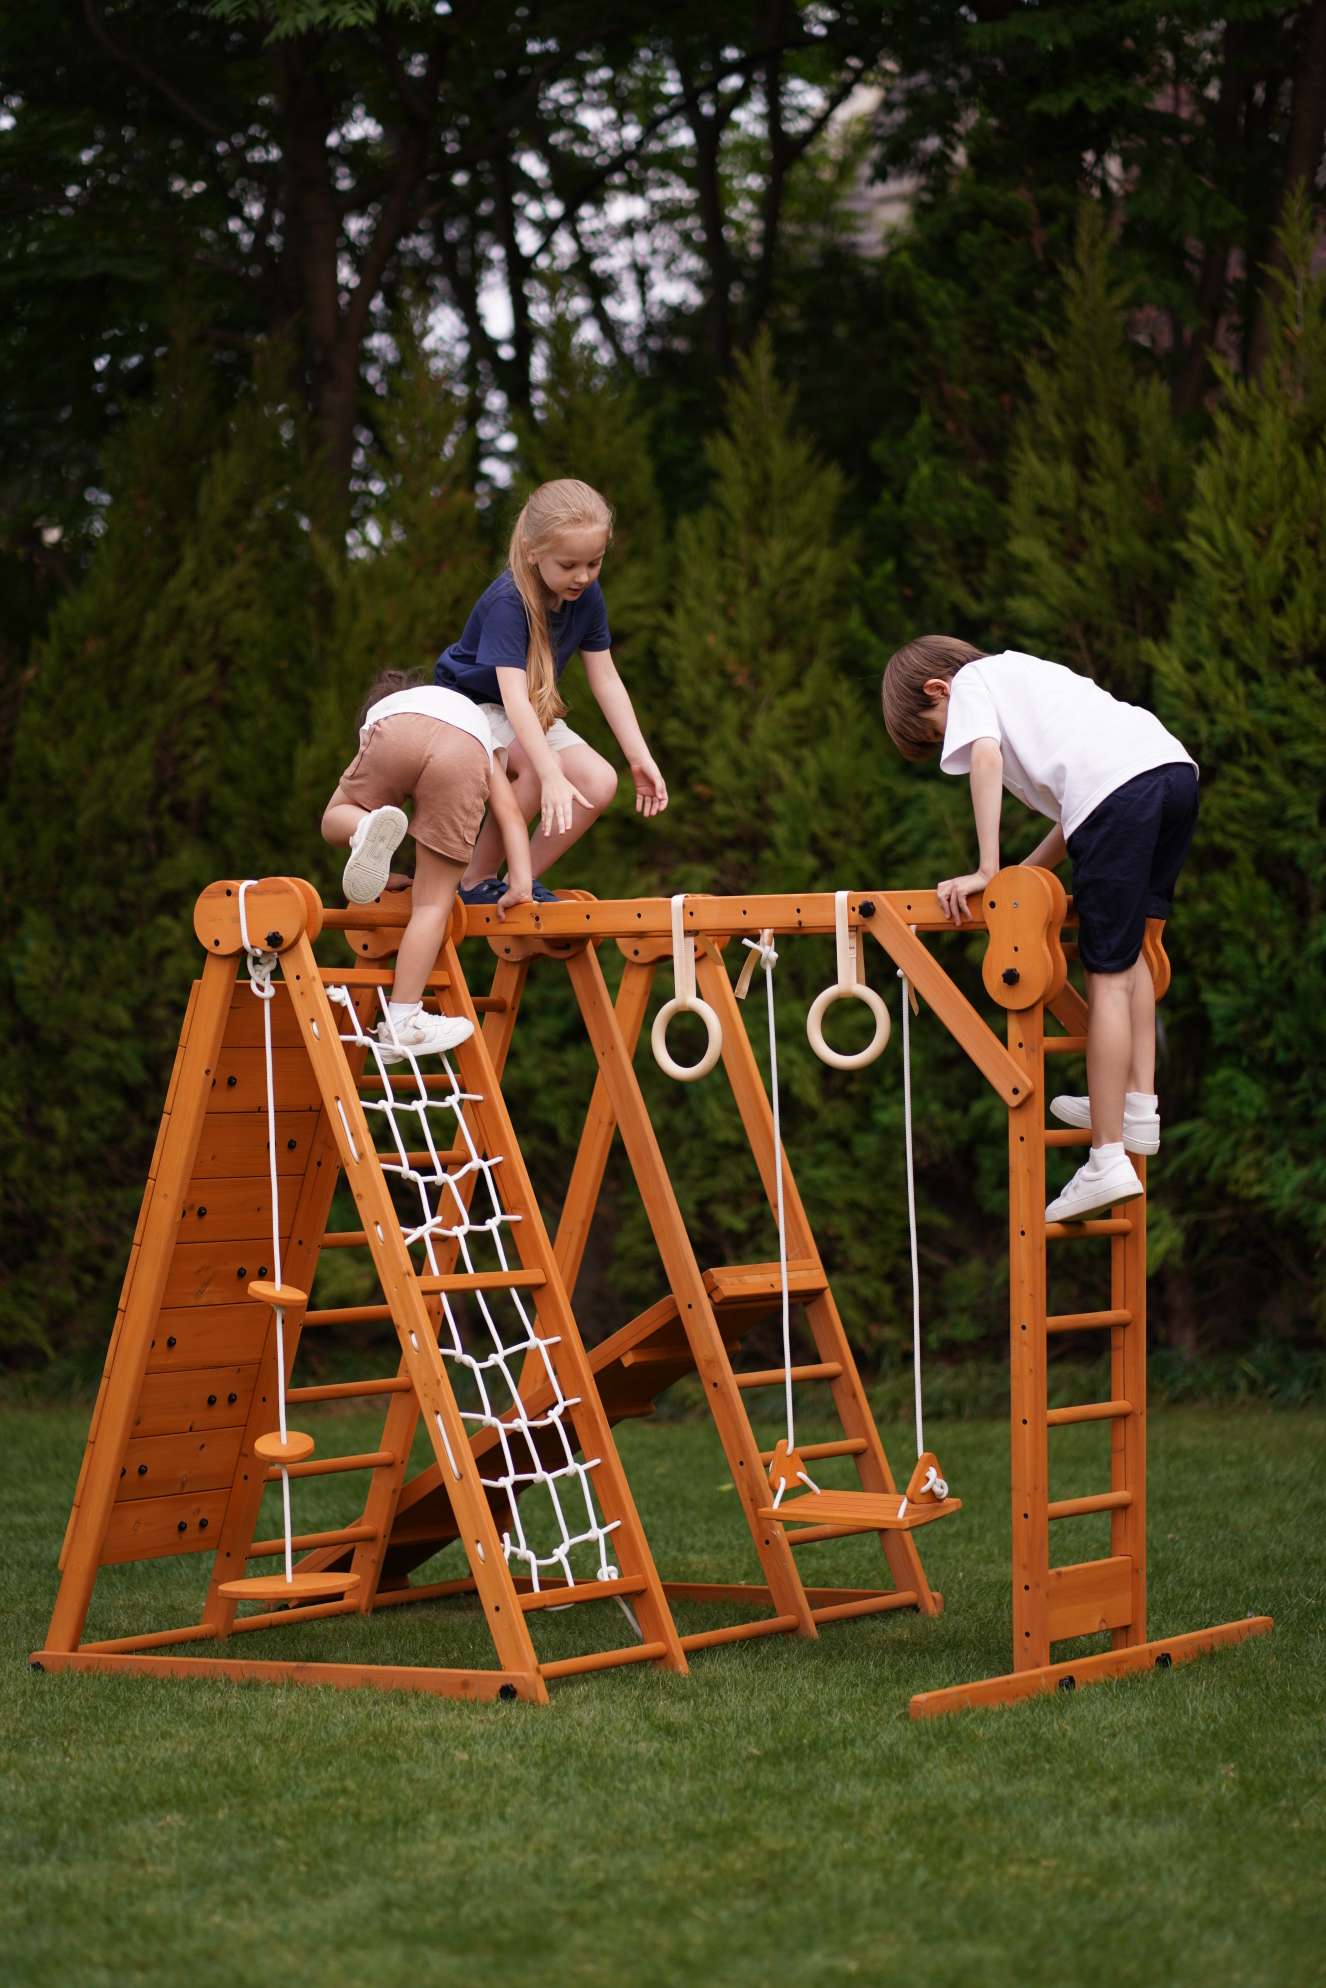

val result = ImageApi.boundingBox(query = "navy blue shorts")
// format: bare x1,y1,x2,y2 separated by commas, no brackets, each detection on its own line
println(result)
1066,763,1199,974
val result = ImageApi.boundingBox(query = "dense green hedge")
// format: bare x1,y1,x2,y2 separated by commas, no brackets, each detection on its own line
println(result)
4,206,1323,1377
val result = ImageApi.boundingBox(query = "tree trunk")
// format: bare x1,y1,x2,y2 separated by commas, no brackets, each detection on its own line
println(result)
1249,0,1326,374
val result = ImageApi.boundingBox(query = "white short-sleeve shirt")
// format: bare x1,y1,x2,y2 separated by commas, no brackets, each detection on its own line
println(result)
940,652,1195,839
361,684,494,763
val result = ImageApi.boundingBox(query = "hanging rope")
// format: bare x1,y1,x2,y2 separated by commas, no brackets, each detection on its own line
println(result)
237,879,297,1585
737,931,817,1508
898,952,948,1502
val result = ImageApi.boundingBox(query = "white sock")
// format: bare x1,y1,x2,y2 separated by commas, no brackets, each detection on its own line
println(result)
1089,1141,1125,1168
1126,1091,1158,1113
387,1000,420,1023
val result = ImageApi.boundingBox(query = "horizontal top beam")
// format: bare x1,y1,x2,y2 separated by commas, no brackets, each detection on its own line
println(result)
320,889,1072,941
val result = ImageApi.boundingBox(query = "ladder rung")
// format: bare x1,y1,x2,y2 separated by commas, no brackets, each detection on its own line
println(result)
247,1522,377,1558
1045,1127,1091,1147
397,1150,467,1168
263,1449,396,1482
1044,1036,1087,1054
810,1592,919,1625
1048,1489,1132,1520
1046,1218,1136,1240
360,1072,466,1092
680,1614,800,1651
539,1641,667,1679
518,1577,647,1613
287,1378,412,1404
786,1522,877,1545
415,1269,545,1294
757,1437,866,1464
735,1362,843,1389
1046,1398,1134,1426
1046,1307,1132,1333
302,1303,396,1327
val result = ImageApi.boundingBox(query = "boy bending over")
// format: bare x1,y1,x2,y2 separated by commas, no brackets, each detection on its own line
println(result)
882,637,1197,1224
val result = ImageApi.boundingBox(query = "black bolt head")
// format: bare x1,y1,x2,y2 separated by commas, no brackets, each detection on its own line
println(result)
1002,967,1021,985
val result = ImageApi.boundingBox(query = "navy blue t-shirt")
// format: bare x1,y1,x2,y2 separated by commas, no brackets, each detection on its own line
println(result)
434,570,612,705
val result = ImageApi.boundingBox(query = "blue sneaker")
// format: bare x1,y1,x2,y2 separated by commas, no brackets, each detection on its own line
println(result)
530,880,560,902
458,877,506,905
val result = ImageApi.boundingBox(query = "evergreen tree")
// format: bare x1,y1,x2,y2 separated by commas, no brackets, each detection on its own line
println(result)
1148,191,1326,1342
292,331,494,878
1,345,322,1366
1003,204,1193,703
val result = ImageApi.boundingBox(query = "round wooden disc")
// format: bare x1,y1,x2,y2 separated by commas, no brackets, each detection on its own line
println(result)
247,1280,308,1312
217,1572,360,1602
253,1429,316,1464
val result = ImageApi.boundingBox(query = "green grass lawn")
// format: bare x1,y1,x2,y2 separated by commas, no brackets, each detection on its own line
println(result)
3,1400,1323,1988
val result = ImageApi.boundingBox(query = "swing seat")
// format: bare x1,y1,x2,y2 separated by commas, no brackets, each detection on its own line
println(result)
217,1571,361,1603
758,1489,962,1533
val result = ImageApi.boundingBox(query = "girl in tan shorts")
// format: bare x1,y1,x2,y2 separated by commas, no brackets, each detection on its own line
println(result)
321,669,533,1062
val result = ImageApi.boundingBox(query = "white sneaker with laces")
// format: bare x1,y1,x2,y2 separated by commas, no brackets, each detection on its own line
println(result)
343,805,408,904
375,1011,474,1065
1050,1094,1160,1155
1045,1151,1144,1224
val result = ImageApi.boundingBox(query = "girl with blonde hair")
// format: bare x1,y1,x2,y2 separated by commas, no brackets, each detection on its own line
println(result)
434,477,668,901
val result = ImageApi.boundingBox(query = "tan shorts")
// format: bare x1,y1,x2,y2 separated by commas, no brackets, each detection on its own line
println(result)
327,715,490,863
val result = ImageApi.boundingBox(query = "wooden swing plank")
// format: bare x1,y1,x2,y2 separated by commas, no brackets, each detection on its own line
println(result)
908,1617,1274,1719
758,1490,962,1533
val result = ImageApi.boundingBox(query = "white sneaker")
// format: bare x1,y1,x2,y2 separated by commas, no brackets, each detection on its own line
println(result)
1050,1094,1160,1156
343,805,408,904
375,1011,474,1065
1046,1152,1144,1223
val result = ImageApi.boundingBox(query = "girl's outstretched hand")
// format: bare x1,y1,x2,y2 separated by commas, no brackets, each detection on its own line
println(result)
497,877,533,920
540,772,592,837
630,757,668,817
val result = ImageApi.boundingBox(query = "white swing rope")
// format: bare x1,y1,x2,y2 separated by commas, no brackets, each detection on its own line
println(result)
739,932,817,1508
237,881,297,1585
324,983,633,1617
898,953,948,1503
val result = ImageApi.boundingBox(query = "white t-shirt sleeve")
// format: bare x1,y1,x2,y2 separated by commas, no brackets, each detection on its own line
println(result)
939,667,1002,775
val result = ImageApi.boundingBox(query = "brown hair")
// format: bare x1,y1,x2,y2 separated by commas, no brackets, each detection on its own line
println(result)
881,635,987,761
356,667,424,732
508,478,613,727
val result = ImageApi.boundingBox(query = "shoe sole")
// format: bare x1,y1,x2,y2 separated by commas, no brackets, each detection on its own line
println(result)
343,807,408,904
375,1020,474,1064
1046,1177,1146,1224
1049,1099,1159,1156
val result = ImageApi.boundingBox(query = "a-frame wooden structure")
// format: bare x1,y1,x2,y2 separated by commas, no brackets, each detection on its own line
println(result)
35,877,688,1703
37,870,1271,1714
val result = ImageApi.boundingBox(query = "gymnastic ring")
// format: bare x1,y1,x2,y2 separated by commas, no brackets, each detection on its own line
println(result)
806,983,891,1070
651,996,723,1083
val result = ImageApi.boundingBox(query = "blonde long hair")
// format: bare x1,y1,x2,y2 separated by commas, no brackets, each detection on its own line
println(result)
508,479,613,727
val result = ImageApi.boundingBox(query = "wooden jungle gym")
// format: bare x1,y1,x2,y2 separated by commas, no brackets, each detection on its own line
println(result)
36,871,1271,1713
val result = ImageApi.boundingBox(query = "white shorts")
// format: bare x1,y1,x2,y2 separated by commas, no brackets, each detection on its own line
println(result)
479,703,586,757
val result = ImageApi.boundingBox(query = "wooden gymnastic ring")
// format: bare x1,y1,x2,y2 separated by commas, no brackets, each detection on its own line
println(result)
806,983,891,1070
651,996,723,1082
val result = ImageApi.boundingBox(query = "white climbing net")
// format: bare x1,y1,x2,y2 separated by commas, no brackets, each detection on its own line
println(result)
325,984,625,1597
